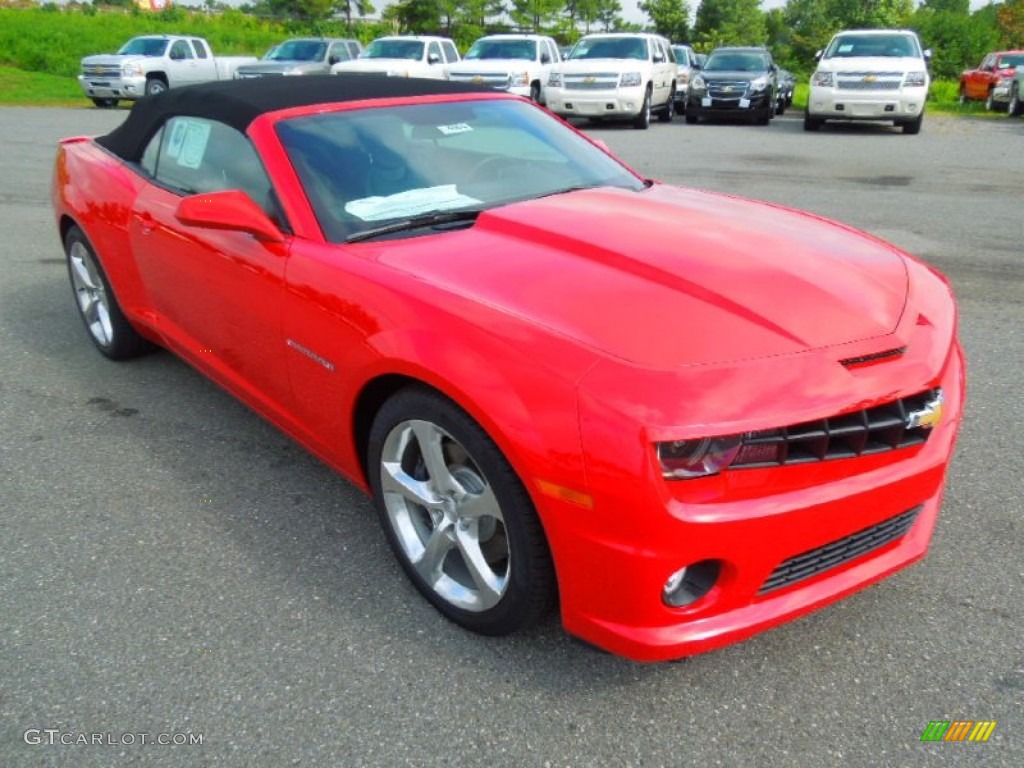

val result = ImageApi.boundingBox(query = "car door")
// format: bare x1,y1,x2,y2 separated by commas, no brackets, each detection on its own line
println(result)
166,39,198,87
129,116,293,406
969,54,995,100
425,41,445,78
651,39,673,105
189,38,217,82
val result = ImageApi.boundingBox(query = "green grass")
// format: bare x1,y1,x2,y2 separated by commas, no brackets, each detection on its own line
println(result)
0,66,82,106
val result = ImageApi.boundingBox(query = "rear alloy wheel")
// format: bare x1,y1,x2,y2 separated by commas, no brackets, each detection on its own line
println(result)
529,81,541,103
65,226,149,360
1009,84,1022,117
91,97,117,109
804,112,823,131
901,113,924,135
985,87,996,111
958,84,967,106
633,86,652,129
658,89,675,122
368,387,555,636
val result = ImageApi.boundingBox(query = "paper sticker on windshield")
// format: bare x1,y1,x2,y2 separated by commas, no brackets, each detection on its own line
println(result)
166,119,212,169
836,44,854,54
437,123,473,136
345,185,480,221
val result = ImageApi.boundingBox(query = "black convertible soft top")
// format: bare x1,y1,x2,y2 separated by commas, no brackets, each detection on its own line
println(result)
96,74,494,162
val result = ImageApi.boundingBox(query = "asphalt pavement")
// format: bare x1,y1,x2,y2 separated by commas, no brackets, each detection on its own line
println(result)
1,105,1021,767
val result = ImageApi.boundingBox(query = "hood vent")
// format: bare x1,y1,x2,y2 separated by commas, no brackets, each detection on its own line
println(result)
840,346,906,368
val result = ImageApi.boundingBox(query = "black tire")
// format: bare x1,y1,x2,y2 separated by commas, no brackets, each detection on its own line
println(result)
1009,84,1022,117
64,225,149,360
633,86,652,129
804,112,823,131
684,111,698,125
776,98,785,116
367,386,556,636
91,97,117,109
658,88,675,122
756,106,771,125
145,77,168,98
529,81,541,103
958,84,967,106
901,113,924,135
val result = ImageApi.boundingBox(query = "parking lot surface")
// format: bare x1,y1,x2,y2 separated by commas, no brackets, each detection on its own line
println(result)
1,106,1021,767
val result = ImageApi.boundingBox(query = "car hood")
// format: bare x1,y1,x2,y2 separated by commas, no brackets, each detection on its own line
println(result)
817,56,925,73
448,59,536,74
557,59,646,72
236,61,326,74
699,69,769,81
81,54,146,67
377,185,909,368
334,59,424,73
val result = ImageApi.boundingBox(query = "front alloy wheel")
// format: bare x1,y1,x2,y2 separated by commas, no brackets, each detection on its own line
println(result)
633,87,652,129
368,388,554,635
1009,84,1022,117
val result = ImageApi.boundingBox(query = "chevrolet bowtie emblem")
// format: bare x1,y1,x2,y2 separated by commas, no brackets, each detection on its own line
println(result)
584,76,596,83
723,86,733,93
472,76,483,83
863,75,877,83
906,391,944,430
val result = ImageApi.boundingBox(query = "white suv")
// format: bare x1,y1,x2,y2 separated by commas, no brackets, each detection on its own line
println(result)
446,34,561,103
545,33,678,129
805,29,930,135
331,36,459,80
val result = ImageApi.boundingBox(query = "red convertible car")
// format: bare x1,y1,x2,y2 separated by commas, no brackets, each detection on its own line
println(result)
52,76,964,661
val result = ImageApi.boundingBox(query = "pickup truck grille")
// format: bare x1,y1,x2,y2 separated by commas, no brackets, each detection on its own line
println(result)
836,72,904,91
448,72,511,88
564,73,620,90
81,65,121,78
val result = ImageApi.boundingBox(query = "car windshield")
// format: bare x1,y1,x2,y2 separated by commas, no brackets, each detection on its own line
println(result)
824,35,919,59
570,37,648,61
266,40,327,62
278,99,645,243
703,52,769,72
672,47,693,65
465,40,537,61
118,38,169,57
361,40,425,61
996,54,1024,68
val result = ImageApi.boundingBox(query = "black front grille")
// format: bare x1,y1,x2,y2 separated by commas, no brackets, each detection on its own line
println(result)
759,506,921,594
732,389,940,468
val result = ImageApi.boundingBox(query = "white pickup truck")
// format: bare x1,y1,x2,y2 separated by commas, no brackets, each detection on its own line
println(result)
78,35,258,108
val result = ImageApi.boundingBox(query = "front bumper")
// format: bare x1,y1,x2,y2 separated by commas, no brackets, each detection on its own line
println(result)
807,85,927,121
546,86,646,119
687,90,773,117
78,74,146,101
545,339,964,662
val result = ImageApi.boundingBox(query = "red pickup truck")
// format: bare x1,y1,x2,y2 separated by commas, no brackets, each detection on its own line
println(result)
959,50,1024,110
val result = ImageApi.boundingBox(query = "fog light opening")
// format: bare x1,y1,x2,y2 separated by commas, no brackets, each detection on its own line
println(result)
662,559,721,607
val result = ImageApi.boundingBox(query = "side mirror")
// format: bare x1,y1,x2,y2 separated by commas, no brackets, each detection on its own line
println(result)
176,190,284,243
541,52,551,64
815,49,823,61
653,52,665,63
428,53,441,65
329,55,340,65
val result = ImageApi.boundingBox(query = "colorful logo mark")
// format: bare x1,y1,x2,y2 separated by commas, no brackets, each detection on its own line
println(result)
921,720,996,742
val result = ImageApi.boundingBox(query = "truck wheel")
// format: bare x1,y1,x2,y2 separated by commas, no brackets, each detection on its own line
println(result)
984,88,996,111
958,84,967,105
804,112,823,132
658,88,675,122
633,86,652,129
529,82,541,103
901,113,924,135
1010,84,1022,117
91,98,117,109
145,78,168,98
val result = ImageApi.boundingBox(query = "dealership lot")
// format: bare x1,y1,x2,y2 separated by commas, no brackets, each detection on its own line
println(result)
1,106,1021,766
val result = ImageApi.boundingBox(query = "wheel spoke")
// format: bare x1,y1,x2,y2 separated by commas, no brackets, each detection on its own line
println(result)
71,256,95,291
413,524,455,584
455,526,505,609
411,420,465,497
94,300,113,345
381,460,442,509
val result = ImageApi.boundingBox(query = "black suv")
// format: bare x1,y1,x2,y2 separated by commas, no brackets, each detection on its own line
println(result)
685,47,778,125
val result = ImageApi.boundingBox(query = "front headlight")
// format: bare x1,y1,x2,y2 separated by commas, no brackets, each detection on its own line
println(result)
547,72,562,88
656,436,742,479
620,72,642,87
748,76,769,93
509,71,529,87
691,75,706,91
903,71,928,88
811,71,835,88
122,62,143,77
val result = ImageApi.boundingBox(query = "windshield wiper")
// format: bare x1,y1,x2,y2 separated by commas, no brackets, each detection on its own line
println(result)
345,210,483,243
